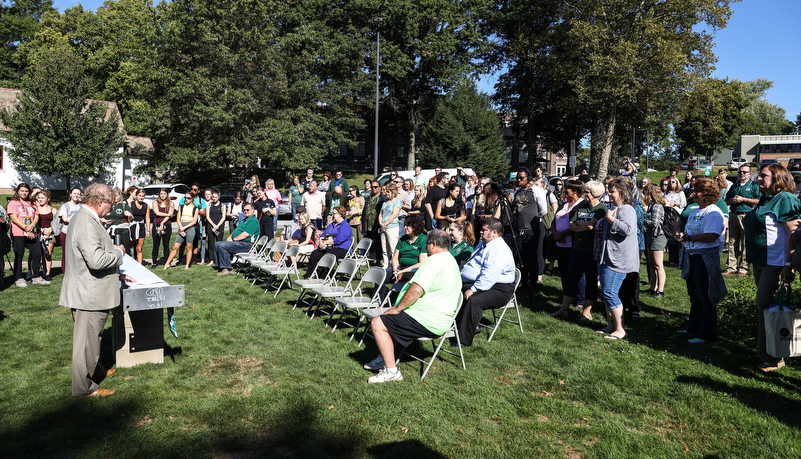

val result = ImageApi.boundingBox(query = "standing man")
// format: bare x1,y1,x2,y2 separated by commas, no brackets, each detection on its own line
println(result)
456,217,517,346
455,166,468,187
300,181,326,230
331,170,349,210
412,165,427,189
361,180,386,260
425,172,449,230
512,169,547,297
724,164,761,276
215,203,260,275
59,183,127,398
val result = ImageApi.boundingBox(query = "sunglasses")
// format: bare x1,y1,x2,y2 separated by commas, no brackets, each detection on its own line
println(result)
372,185,380,189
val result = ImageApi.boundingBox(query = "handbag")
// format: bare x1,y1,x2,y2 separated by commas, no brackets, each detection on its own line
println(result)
764,282,801,359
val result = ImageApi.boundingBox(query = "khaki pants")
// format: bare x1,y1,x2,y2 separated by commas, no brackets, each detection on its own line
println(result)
726,212,749,273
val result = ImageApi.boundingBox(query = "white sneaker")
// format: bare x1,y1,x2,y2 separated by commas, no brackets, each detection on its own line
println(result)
15,278,28,288
363,355,385,371
32,277,51,285
368,368,403,384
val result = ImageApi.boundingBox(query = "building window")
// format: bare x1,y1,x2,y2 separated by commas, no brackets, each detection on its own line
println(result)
556,165,566,175
354,142,365,158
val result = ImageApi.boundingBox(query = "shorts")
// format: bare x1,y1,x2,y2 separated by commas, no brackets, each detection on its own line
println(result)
379,311,439,348
175,225,197,244
646,233,667,251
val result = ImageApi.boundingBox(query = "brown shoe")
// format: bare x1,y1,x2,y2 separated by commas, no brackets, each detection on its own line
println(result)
722,270,736,275
78,388,116,398
217,269,233,276
738,272,748,277
106,368,116,377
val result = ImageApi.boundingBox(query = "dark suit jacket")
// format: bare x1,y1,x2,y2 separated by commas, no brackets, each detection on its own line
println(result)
59,207,124,311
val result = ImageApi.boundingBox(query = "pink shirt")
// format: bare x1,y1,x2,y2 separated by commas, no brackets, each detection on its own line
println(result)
7,200,38,237
265,188,282,207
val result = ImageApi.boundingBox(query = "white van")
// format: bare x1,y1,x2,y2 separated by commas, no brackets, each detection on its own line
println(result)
375,167,477,186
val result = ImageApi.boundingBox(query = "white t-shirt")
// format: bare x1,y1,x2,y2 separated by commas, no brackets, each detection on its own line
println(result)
685,205,725,250
301,191,326,220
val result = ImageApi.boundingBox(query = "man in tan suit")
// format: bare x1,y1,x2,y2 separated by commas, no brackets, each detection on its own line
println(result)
59,183,127,397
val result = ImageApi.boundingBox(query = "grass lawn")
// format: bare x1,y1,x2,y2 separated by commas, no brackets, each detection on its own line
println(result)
2,237,801,458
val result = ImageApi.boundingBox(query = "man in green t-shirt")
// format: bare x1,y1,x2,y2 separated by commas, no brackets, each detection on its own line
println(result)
215,203,261,274
363,230,462,383
724,164,761,275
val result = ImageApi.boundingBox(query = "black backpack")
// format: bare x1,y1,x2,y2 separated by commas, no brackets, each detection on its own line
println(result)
661,206,680,241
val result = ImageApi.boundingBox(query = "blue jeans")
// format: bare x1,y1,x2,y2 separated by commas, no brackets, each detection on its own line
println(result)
598,264,627,309
291,202,300,222
214,240,253,270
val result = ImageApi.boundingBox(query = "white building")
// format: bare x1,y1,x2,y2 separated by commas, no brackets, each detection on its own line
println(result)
0,87,152,194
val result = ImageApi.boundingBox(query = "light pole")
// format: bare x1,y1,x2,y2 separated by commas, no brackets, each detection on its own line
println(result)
373,17,382,179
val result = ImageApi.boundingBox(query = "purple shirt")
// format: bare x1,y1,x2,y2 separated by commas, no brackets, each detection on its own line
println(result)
321,220,353,250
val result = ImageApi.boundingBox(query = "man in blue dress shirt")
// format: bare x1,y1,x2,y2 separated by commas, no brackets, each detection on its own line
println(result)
456,217,516,346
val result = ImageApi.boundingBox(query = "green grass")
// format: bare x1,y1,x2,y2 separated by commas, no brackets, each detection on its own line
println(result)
2,238,801,458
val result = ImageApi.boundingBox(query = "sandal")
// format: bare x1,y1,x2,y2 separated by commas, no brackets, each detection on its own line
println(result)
757,361,785,372
604,333,627,340
578,315,593,324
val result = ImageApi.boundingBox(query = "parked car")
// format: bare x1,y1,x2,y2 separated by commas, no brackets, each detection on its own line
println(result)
694,160,712,172
792,172,801,196
142,183,191,209
680,161,689,170
728,157,749,171
787,158,801,171
759,158,779,170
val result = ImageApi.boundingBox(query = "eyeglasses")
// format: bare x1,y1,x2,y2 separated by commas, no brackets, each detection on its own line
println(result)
192,188,199,192
244,208,253,213
739,170,750,174
394,180,403,184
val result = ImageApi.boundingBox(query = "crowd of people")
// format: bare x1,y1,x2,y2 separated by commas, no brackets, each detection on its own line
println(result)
4,161,800,383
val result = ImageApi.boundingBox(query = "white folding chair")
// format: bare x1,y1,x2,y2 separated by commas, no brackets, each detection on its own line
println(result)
358,282,405,346
397,293,465,381
249,240,287,286
293,253,338,310
480,268,523,342
348,238,373,275
307,258,359,320
262,244,301,297
330,266,386,338
236,237,275,274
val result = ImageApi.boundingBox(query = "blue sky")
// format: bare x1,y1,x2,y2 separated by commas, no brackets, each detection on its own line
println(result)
53,0,799,123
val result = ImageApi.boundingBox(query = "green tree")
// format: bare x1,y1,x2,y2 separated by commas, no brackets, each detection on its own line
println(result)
374,0,494,169
736,79,795,136
144,0,371,174
0,48,125,190
492,0,736,179
0,0,54,83
420,82,507,178
674,78,747,158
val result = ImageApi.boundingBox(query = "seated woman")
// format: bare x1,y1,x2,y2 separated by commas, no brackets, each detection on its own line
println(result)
303,206,353,278
388,213,427,283
285,211,317,263
449,220,475,268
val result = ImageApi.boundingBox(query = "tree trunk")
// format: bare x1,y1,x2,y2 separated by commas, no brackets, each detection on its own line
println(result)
65,175,71,193
589,115,600,177
596,107,617,182
406,126,416,170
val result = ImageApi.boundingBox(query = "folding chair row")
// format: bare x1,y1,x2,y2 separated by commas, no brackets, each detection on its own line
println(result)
330,266,386,339
292,253,338,309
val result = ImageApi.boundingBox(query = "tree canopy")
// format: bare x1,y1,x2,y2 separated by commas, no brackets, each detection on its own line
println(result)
0,48,125,190
421,81,507,178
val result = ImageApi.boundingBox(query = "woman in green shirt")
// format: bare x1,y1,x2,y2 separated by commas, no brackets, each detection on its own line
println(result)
288,175,303,222
449,220,475,268
388,214,427,284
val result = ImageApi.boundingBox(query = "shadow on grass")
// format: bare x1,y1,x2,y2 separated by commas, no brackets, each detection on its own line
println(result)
2,395,379,457
676,375,801,429
367,439,447,458
521,279,760,377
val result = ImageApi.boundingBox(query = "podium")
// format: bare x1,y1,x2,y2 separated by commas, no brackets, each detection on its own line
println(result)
113,256,185,368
